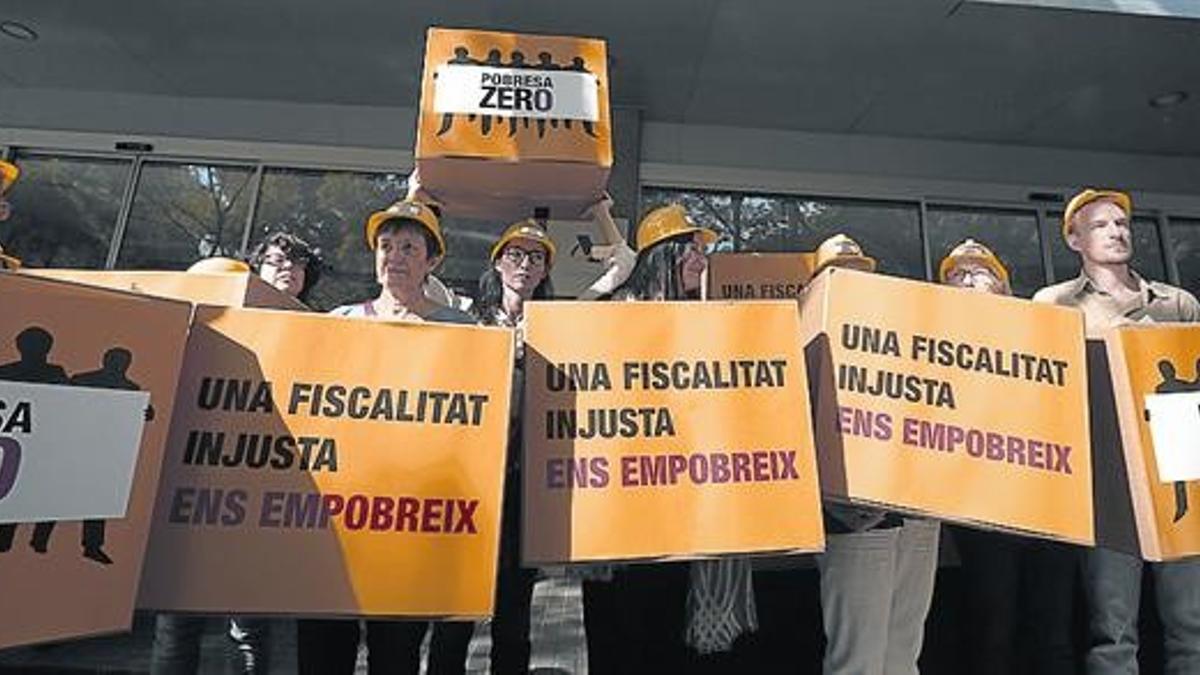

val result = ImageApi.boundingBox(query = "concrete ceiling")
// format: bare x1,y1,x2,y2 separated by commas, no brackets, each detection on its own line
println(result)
0,0,1197,155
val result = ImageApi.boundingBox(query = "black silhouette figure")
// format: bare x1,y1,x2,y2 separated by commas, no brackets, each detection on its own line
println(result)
1154,360,1194,522
477,49,504,136
0,327,68,555
45,346,149,565
569,57,598,138
507,50,531,138
533,52,559,132
436,46,482,137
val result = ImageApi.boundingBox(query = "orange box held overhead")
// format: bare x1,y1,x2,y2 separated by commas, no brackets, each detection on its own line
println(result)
416,27,612,220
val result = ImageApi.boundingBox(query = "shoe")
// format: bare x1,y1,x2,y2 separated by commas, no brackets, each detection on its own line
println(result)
83,547,113,565
31,540,48,554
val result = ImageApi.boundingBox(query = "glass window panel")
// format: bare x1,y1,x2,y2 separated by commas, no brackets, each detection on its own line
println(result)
1049,213,1165,283
251,168,407,311
2,153,131,268
118,162,255,270
1169,218,1200,296
643,188,924,279
926,207,1044,298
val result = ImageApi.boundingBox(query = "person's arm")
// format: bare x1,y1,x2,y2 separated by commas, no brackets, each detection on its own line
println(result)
577,194,636,300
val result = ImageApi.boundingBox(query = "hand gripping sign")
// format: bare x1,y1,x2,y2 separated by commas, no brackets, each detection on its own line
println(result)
1105,323,1200,561
521,300,824,564
0,272,190,649
138,307,514,617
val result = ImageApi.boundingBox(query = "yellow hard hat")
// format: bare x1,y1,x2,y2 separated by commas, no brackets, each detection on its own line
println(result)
0,161,19,194
938,238,1010,288
0,244,21,270
1062,188,1131,239
186,256,251,274
365,200,445,257
814,233,876,274
635,204,718,253
491,219,557,267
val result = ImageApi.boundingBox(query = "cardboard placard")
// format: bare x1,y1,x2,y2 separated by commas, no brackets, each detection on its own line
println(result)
1104,323,1200,561
0,381,148,523
708,252,817,302
522,300,824,564
799,268,1094,544
25,270,306,311
0,273,190,648
416,27,612,219
138,307,514,617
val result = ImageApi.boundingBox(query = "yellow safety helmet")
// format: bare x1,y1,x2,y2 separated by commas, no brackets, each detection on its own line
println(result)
186,257,251,274
1062,188,1131,239
938,238,1010,288
365,200,445,257
813,233,876,274
635,204,718,253
0,244,21,270
0,160,18,194
491,219,556,267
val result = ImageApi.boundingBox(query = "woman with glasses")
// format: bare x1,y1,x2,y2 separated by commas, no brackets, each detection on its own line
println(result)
581,204,756,675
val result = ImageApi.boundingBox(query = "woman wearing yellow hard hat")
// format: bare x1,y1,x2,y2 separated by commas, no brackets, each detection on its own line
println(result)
812,232,877,275
939,239,1049,675
938,238,1011,295
612,202,718,300
583,203,749,675
298,199,474,675
326,199,471,324
429,218,559,675
0,160,22,269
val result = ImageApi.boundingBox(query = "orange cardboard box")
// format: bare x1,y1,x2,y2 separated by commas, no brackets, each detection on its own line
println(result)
799,268,1094,544
522,300,824,564
416,27,612,219
26,270,307,311
708,252,817,302
0,273,191,648
1104,324,1200,561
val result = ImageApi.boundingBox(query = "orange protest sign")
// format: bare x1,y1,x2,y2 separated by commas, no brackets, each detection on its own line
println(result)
26,270,306,310
800,268,1093,544
1104,324,1200,561
522,300,824,564
708,252,817,302
416,27,612,218
0,273,190,648
138,307,514,617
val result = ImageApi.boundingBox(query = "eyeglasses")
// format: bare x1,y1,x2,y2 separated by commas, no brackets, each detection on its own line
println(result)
261,253,309,268
502,247,547,266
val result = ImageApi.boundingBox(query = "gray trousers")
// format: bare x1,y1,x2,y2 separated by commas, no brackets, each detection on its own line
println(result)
1083,548,1200,675
817,518,940,675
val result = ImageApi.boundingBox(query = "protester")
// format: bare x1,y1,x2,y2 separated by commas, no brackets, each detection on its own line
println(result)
248,231,323,304
298,199,474,675
812,233,940,675
151,240,318,675
938,238,1078,674
580,203,755,675
1033,188,1200,675
456,194,635,674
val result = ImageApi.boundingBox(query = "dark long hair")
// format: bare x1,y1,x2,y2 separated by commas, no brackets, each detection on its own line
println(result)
613,234,698,301
473,267,555,325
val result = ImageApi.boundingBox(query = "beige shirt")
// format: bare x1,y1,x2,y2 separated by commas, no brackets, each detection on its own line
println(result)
1032,271,1200,337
